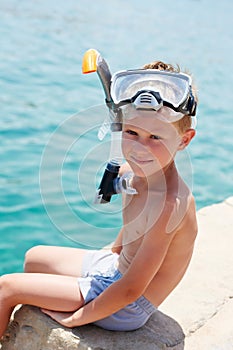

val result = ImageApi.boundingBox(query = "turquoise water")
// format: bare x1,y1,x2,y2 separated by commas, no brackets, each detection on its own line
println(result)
1,0,233,274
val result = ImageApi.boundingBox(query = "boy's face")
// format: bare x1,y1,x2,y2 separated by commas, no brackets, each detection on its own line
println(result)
122,113,182,178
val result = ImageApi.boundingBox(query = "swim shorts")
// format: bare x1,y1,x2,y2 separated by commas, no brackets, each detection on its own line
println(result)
77,249,157,331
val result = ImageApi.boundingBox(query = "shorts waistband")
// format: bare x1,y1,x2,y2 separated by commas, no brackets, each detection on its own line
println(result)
135,295,157,315
113,269,122,279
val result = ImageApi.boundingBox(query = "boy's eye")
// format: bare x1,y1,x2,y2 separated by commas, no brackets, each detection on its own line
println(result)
150,134,162,140
125,129,138,136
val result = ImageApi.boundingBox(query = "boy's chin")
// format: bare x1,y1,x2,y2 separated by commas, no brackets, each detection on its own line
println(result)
131,165,162,179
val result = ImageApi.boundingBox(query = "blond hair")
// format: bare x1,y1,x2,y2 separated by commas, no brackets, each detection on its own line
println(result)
143,61,198,133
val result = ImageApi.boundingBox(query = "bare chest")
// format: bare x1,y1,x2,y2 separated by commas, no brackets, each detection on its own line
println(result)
122,192,165,242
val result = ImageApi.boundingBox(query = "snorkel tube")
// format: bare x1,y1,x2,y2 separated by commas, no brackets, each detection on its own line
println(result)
82,49,123,203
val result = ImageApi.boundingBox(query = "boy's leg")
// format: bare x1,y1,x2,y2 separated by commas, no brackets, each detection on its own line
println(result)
24,245,88,276
0,272,84,338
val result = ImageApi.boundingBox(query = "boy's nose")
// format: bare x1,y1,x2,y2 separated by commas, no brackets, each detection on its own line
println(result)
132,139,150,155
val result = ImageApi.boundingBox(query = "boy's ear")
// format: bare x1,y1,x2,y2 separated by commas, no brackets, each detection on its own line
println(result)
178,129,196,150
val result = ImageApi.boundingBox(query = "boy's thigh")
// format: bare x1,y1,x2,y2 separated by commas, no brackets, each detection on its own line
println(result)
2,273,84,311
24,245,88,276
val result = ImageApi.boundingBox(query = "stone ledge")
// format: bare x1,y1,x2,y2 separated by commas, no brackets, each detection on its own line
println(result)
184,297,233,349
1,305,185,350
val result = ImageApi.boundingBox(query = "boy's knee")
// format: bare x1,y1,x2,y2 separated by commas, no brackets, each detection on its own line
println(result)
0,274,15,300
24,245,43,272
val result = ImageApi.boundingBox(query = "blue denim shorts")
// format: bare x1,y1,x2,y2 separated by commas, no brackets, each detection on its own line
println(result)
77,249,156,331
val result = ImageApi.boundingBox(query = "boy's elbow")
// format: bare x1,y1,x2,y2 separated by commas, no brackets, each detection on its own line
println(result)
111,245,122,254
123,285,143,303
118,274,146,303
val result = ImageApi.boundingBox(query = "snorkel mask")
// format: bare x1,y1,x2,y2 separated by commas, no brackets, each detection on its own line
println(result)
82,49,197,203
111,69,197,120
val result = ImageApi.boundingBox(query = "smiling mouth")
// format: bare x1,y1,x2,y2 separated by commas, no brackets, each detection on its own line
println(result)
131,156,153,165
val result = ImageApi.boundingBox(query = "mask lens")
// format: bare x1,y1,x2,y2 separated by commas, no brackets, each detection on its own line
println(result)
111,70,191,108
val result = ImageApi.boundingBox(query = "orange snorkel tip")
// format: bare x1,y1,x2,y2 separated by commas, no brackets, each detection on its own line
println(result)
82,49,99,74
82,48,113,105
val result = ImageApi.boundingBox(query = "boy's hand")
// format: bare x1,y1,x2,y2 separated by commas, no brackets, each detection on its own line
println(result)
41,308,77,328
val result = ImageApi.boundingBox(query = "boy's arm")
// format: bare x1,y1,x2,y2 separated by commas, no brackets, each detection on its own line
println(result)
111,228,123,254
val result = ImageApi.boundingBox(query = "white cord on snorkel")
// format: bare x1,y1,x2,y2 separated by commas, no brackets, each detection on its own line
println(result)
98,117,110,141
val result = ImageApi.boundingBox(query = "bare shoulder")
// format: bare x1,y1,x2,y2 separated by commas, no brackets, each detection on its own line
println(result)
165,183,198,238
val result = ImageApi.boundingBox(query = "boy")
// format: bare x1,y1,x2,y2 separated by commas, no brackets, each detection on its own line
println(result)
0,60,198,335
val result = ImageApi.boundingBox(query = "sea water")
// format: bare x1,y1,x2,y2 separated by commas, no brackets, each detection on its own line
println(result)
0,0,233,274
